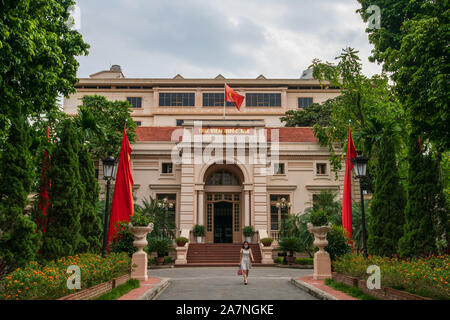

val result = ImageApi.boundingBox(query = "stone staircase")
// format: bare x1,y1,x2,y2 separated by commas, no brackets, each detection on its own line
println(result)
180,243,273,267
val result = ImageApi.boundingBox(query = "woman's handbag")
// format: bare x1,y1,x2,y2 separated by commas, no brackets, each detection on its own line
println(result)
237,268,242,276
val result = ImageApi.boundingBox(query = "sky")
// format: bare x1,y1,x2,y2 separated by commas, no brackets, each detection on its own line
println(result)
75,0,383,79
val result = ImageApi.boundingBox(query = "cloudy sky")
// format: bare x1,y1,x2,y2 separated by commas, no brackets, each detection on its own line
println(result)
75,0,382,79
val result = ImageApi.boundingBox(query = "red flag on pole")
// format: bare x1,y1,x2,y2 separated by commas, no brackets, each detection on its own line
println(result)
37,127,51,233
225,84,244,111
342,122,357,243
107,126,134,246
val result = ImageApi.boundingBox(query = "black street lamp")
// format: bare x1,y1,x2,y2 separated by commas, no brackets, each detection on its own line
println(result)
352,152,369,258
102,153,117,258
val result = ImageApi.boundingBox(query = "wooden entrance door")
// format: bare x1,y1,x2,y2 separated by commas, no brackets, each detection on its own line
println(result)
205,193,241,244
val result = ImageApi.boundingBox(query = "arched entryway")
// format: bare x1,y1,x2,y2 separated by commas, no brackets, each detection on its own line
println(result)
203,164,244,244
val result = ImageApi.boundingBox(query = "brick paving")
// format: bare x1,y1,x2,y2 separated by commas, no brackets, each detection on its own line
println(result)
297,276,358,300
118,277,161,300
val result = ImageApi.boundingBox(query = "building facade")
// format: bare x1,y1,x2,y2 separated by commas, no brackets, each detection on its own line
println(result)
64,66,358,248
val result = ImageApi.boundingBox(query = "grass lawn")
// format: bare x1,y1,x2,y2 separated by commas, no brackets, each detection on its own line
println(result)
324,279,377,300
95,279,140,300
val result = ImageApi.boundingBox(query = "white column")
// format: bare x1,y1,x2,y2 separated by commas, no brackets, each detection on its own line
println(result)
198,190,204,225
244,190,250,227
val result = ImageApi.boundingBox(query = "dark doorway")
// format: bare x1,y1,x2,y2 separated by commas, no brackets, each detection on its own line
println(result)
214,201,233,243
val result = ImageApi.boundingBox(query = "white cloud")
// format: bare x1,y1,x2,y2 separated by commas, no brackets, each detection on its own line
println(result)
75,0,382,79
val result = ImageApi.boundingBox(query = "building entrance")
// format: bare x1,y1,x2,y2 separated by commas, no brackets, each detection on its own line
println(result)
214,201,233,243
205,193,241,244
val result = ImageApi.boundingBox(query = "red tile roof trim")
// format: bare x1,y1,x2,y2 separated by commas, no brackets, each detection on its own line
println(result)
135,127,318,143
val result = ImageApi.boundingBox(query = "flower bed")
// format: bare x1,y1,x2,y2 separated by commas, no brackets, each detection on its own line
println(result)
332,254,449,300
0,252,131,300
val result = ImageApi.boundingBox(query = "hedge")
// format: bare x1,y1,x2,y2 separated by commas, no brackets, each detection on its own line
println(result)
333,254,449,300
0,252,130,300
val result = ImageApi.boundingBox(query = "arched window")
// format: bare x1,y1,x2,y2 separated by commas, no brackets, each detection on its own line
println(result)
206,170,240,185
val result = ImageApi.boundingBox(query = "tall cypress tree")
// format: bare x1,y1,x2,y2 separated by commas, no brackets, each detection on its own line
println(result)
367,133,406,257
398,135,443,257
40,120,83,261
0,110,40,273
77,145,102,253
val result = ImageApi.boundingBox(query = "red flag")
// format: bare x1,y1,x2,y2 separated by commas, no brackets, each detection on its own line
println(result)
342,122,357,243
225,84,244,111
107,126,134,246
37,127,51,233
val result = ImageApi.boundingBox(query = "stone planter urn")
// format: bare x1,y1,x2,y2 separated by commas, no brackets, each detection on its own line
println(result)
196,236,203,244
307,222,332,280
129,222,154,281
245,236,252,243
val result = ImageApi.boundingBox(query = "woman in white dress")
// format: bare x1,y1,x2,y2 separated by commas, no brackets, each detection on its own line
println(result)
239,241,255,285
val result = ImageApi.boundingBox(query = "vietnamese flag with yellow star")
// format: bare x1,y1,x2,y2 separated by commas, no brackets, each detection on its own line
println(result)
225,84,244,111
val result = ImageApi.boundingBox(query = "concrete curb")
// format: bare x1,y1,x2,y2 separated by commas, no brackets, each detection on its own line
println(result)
138,278,170,300
276,264,313,269
290,278,338,300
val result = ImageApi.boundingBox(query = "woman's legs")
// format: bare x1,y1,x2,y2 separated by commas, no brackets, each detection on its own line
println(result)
243,270,248,283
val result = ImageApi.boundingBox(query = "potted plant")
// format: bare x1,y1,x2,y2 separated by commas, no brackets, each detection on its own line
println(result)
242,226,254,243
309,209,329,227
193,225,205,243
175,236,189,247
128,213,154,254
307,209,332,280
148,238,172,265
260,237,274,247
278,237,301,264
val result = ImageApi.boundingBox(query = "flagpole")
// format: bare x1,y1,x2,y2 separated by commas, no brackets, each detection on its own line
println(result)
223,83,226,119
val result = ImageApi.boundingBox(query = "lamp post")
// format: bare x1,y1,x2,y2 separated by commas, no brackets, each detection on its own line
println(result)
352,153,369,258
158,197,174,238
276,198,292,264
102,153,117,258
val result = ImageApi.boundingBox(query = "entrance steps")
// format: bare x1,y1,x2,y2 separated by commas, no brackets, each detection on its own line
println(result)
182,243,274,267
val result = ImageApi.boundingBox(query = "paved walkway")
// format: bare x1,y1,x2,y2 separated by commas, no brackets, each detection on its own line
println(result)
297,276,358,300
148,267,317,300
118,278,161,300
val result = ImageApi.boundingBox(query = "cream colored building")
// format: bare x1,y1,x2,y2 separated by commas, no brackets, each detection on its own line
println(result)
64,66,357,263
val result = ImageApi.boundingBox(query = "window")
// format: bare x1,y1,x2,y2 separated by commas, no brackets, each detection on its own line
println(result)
127,97,142,108
176,120,184,126
206,170,240,185
159,93,195,107
274,163,285,175
156,194,176,232
162,162,173,174
135,121,142,127
298,97,313,108
246,93,281,107
316,163,327,175
270,195,290,231
203,93,235,107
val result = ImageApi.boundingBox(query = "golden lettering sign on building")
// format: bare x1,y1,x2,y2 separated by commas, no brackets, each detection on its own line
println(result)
194,128,254,135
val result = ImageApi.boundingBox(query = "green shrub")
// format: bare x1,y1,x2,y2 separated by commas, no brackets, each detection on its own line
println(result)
193,225,205,237
148,257,156,265
0,253,130,300
131,212,151,227
148,238,172,257
109,221,136,257
175,237,189,245
325,225,351,261
274,257,284,264
261,238,274,246
164,256,173,264
278,237,301,256
333,254,450,300
242,226,254,237
310,209,329,226
295,258,313,265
